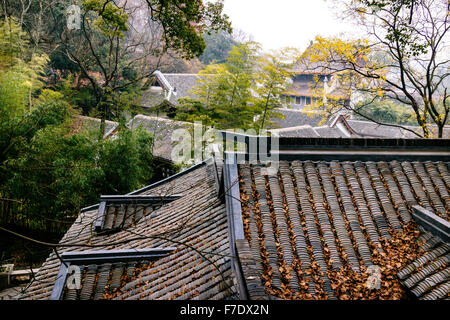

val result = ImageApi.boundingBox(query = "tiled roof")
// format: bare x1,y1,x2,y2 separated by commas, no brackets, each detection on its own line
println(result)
128,115,195,161
18,131,450,301
237,159,450,299
20,160,236,300
163,73,199,104
58,249,176,300
140,73,199,107
74,115,119,138
313,126,348,138
94,195,182,233
100,203,146,232
346,120,450,139
271,115,450,139
398,232,450,300
271,125,348,138
284,81,315,97
65,262,136,300
271,125,321,138
267,108,322,129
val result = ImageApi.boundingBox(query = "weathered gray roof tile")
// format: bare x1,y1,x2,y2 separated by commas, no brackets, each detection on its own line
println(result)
238,160,450,300
20,161,234,300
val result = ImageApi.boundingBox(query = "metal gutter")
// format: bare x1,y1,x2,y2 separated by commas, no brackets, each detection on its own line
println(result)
50,248,176,300
412,206,450,243
94,195,182,231
223,152,248,299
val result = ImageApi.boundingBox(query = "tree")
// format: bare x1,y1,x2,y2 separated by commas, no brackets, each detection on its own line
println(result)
5,117,156,224
0,18,165,232
0,18,51,164
175,43,296,130
2,0,231,139
175,42,261,129
253,49,297,130
199,30,237,65
353,98,417,125
144,0,231,59
303,0,449,138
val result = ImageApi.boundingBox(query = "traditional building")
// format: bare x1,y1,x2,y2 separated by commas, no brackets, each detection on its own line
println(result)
280,57,351,111
271,114,450,139
142,71,200,110
19,136,450,300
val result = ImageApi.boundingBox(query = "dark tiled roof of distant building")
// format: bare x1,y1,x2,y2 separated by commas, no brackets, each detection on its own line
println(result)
267,108,322,129
141,72,200,108
313,126,348,138
346,119,450,139
270,125,348,138
270,114,450,139
284,81,315,97
127,115,195,162
162,73,200,104
75,115,119,139
271,125,321,138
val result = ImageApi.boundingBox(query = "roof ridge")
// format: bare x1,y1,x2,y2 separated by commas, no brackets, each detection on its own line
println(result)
131,114,194,126
270,124,315,132
162,73,199,76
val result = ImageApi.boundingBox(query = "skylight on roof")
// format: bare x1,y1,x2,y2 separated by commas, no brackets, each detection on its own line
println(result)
50,248,176,300
94,194,182,233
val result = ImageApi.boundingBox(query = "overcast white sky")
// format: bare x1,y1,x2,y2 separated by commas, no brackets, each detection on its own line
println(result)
222,0,358,51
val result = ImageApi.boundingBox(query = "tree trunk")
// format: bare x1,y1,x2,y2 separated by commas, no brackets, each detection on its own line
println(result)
259,93,272,132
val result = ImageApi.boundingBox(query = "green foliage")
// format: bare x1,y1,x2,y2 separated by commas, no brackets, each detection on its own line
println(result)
0,18,48,117
1,94,156,224
175,43,294,130
82,0,129,37
5,123,154,221
359,0,427,58
0,93,72,171
0,19,55,164
0,18,29,70
97,127,154,194
146,0,232,58
174,97,217,126
0,19,162,230
49,49,80,73
354,99,417,125
199,31,237,65
252,49,298,130
3,0,231,140
175,42,261,129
